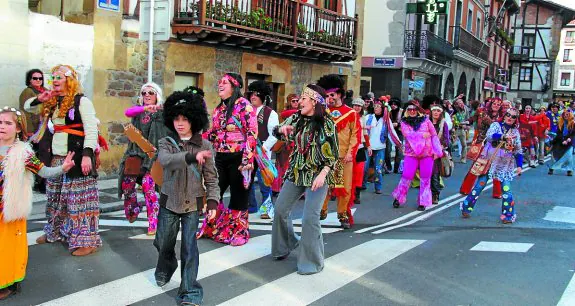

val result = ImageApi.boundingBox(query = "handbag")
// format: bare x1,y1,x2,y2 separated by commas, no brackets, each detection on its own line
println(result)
469,141,504,176
466,138,485,161
439,150,454,177
124,156,142,176
356,147,367,163
271,140,285,153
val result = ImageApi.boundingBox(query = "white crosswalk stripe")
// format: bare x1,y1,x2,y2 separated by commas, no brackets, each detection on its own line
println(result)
217,238,425,306
38,235,273,306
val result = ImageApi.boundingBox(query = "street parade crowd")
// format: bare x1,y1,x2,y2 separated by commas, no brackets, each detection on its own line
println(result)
1,65,575,305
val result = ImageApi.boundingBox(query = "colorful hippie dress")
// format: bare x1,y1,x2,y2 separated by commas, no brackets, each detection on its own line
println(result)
118,106,171,234
460,109,503,196
198,97,257,246
0,141,63,293
460,122,523,223
25,94,102,250
271,112,341,275
391,116,443,209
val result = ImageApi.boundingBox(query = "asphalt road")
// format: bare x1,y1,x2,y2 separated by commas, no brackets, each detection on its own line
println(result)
10,156,575,306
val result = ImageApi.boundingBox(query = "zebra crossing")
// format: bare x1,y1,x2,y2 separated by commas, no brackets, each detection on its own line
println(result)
20,217,561,306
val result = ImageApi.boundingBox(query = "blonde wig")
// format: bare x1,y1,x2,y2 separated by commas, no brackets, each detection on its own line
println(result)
42,65,82,118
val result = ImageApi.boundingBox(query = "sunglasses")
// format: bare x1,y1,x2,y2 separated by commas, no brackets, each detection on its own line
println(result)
51,75,64,80
141,91,156,96
291,99,299,103
327,93,337,97
407,107,417,111
31,77,43,81
505,113,517,119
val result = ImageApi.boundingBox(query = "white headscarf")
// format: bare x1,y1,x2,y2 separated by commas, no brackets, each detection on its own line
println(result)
138,82,164,106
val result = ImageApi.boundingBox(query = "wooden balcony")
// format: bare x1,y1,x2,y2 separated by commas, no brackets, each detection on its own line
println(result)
172,0,358,62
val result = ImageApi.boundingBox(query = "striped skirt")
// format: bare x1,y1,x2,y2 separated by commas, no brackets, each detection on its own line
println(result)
44,156,102,249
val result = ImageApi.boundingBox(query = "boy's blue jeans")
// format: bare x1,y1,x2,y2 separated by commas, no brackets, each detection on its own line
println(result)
154,206,203,305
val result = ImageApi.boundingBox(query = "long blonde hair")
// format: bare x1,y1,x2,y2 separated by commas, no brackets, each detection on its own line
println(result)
559,111,575,131
42,65,82,118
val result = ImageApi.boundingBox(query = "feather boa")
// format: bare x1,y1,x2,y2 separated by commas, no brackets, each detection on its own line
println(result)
2,141,34,222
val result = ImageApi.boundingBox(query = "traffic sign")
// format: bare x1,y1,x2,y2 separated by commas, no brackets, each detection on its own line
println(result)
98,0,120,12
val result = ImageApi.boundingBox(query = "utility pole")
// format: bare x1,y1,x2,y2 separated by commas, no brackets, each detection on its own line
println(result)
147,0,155,83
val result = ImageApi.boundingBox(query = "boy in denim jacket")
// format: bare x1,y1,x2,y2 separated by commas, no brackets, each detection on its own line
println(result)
154,91,219,306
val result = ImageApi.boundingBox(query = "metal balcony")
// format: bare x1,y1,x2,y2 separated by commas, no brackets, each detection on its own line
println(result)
451,26,489,62
404,30,454,66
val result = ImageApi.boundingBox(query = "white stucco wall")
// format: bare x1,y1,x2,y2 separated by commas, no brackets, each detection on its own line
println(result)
28,13,95,98
0,0,30,107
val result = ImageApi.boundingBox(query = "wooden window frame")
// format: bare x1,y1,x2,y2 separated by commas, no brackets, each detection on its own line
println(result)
519,67,532,82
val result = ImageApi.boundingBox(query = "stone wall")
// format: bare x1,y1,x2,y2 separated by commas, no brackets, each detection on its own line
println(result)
290,61,313,95
104,40,168,146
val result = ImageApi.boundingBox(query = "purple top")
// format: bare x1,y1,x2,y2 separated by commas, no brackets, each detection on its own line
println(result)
125,106,146,118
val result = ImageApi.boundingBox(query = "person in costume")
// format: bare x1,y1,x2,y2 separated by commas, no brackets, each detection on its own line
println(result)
391,100,443,211
430,103,451,204
519,105,544,168
198,73,257,246
0,108,75,300
547,103,561,140
548,110,575,176
118,82,171,236
460,97,504,198
363,98,401,194
19,69,52,194
536,105,551,164
460,108,523,224
271,84,340,275
317,74,360,229
386,97,404,173
351,98,371,204
452,97,470,164
246,80,279,218
25,64,101,256
272,94,299,196
154,90,219,305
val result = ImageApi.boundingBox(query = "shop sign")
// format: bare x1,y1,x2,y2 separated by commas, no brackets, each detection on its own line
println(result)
483,80,494,90
496,84,508,92
374,58,396,68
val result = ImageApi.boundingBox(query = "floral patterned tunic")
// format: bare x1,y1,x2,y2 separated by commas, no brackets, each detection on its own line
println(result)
204,97,257,165
482,122,522,182
273,112,341,188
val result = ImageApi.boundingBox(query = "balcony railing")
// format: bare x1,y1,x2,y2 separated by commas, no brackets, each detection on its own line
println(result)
510,46,531,60
451,26,489,62
172,0,357,62
404,30,454,66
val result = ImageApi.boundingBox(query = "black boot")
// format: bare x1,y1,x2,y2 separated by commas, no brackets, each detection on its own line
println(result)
393,199,400,208
354,187,361,205
432,193,439,205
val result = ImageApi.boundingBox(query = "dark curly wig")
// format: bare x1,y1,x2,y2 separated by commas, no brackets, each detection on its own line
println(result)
182,86,205,97
163,91,209,134
247,80,272,105
317,74,345,96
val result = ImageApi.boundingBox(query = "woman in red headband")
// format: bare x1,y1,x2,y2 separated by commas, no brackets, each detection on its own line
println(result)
197,73,257,246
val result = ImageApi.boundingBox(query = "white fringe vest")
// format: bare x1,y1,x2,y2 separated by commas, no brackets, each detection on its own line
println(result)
2,141,34,222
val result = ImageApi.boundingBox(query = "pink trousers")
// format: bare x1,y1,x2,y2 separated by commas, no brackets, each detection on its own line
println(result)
392,156,434,207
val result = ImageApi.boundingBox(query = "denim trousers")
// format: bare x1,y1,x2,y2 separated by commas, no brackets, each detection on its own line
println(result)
272,180,328,275
248,167,273,211
154,206,203,305
363,149,385,191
